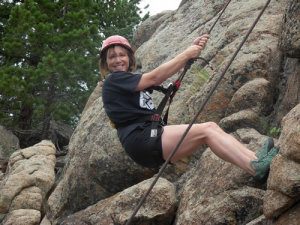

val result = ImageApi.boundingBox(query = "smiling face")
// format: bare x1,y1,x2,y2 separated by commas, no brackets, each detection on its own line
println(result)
106,45,130,72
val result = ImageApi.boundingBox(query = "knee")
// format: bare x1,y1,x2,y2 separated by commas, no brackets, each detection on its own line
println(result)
197,122,223,138
202,121,220,131
192,122,223,139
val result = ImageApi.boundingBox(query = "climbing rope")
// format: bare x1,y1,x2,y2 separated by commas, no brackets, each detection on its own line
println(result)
208,0,232,34
124,0,271,224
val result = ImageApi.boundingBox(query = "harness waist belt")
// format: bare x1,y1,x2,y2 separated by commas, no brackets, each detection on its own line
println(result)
114,114,162,128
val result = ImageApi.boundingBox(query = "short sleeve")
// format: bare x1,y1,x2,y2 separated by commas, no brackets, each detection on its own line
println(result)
108,71,142,92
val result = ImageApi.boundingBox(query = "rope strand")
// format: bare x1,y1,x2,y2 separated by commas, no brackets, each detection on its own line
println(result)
208,0,233,34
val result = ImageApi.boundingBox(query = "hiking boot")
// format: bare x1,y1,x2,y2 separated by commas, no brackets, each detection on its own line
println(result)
256,137,274,159
251,147,279,181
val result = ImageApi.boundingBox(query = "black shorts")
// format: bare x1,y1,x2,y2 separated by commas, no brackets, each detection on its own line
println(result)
121,122,165,168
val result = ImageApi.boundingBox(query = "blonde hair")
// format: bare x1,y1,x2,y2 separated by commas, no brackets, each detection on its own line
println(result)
99,45,136,81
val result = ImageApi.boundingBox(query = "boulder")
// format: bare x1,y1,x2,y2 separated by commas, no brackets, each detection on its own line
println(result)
2,209,41,225
47,97,157,221
263,104,300,220
274,202,300,225
0,140,56,224
226,78,273,116
175,128,271,225
220,109,264,133
58,178,176,225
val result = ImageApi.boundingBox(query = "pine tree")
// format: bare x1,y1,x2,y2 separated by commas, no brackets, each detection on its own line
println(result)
0,0,146,146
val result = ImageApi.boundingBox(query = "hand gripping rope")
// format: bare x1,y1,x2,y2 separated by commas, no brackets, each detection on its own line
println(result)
123,0,272,224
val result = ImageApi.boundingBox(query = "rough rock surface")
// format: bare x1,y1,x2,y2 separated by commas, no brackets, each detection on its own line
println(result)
279,0,300,57
58,178,176,225
275,0,300,124
263,104,300,223
47,95,158,222
0,140,56,225
175,129,270,225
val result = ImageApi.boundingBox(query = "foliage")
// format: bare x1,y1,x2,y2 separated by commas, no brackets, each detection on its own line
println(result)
189,66,211,94
268,126,281,138
261,119,281,138
0,0,147,141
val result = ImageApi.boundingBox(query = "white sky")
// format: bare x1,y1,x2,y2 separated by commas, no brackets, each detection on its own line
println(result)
139,0,181,16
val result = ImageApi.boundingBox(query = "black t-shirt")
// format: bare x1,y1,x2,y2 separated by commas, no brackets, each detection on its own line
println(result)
102,71,156,142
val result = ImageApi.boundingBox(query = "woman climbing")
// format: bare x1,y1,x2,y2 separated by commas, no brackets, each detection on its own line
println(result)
100,34,278,181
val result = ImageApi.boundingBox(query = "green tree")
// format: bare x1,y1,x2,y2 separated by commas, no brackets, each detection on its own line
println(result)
0,0,146,146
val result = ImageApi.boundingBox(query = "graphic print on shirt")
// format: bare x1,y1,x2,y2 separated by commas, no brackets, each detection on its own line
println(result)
140,91,155,110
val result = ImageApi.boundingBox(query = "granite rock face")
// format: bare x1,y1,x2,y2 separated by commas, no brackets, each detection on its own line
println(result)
0,140,56,225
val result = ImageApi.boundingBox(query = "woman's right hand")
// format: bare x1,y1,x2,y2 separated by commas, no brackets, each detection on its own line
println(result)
184,34,209,59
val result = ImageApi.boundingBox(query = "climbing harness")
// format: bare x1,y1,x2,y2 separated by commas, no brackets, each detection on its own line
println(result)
124,0,272,224
148,56,212,138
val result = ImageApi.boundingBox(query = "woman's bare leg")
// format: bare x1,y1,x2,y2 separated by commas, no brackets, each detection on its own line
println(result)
161,122,257,175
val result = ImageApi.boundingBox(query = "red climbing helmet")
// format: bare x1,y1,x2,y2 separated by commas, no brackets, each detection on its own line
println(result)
100,35,133,56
